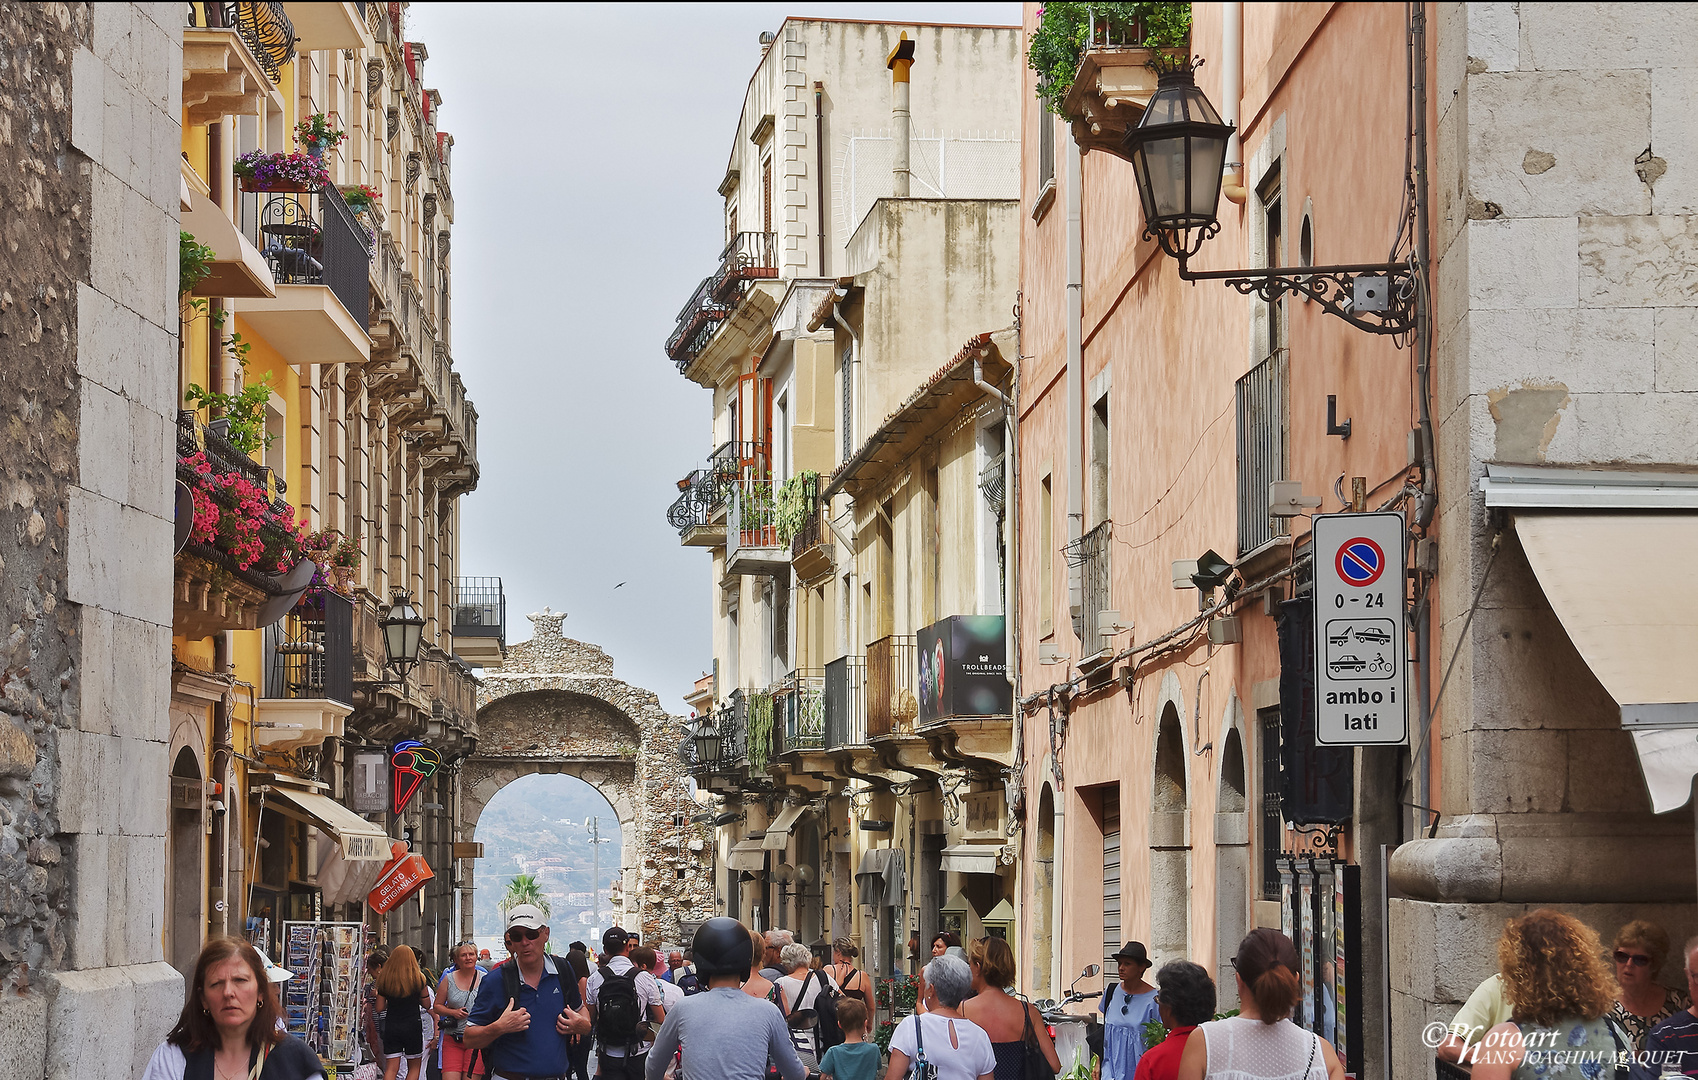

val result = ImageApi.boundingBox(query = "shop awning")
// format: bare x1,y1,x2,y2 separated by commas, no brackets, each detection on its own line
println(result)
264,785,390,861
1511,511,1698,811
725,838,768,872
939,844,1003,874
762,805,807,850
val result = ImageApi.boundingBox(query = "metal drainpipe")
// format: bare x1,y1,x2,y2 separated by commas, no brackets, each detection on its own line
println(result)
210,630,233,936
888,34,913,198
815,82,827,274
1065,132,1084,631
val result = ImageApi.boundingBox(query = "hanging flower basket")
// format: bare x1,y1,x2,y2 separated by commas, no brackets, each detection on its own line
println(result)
235,150,330,193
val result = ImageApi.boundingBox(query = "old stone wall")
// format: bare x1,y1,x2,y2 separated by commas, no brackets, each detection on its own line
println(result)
463,611,714,947
0,3,185,1076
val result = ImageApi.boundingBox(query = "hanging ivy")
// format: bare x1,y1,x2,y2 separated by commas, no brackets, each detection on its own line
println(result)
747,690,775,772
1027,2,1192,116
774,471,819,546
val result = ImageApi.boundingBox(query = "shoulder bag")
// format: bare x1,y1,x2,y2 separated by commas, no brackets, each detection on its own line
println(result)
1021,1001,1051,1080
908,1013,939,1080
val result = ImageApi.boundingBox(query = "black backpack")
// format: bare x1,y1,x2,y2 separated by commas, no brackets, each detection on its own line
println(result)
811,970,845,1051
595,963,644,1047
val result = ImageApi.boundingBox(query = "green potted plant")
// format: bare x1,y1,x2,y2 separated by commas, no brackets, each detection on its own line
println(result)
1028,2,1192,115
295,113,346,160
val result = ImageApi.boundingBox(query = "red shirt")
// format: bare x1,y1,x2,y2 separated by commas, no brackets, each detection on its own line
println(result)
1133,1025,1197,1080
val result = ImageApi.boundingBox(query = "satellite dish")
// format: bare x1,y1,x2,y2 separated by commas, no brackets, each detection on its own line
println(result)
773,863,796,883
174,480,194,555
256,559,320,626
795,864,816,885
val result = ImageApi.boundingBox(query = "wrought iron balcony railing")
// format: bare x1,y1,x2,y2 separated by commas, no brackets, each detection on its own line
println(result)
777,669,826,754
788,472,827,559
866,635,917,739
1236,347,1290,555
238,185,372,326
666,275,729,371
1066,520,1113,654
824,655,867,750
265,591,354,706
712,231,778,303
193,2,296,83
452,577,505,643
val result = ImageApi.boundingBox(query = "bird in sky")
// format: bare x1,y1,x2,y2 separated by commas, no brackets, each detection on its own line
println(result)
614,582,626,589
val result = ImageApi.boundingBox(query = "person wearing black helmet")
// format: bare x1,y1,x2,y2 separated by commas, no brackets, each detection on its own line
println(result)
644,917,807,1080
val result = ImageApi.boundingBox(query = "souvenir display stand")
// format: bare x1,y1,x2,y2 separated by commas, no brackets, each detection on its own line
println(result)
282,920,367,1069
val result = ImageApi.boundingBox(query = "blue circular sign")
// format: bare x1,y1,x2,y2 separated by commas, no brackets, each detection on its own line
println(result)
1335,537,1385,586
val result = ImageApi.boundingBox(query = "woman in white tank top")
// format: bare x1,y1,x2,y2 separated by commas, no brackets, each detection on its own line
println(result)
1177,929,1343,1080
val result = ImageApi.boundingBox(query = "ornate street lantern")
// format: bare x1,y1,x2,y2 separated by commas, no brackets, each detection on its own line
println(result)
692,718,722,769
381,590,425,680
1122,63,1233,260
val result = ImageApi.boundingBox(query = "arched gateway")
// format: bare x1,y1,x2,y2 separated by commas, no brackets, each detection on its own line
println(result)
458,609,714,945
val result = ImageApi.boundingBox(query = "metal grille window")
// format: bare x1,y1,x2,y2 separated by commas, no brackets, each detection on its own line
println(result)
1236,348,1290,555
824,654,867,749
1259,707,1283,899
1065,521,1112,655
1102,786,1121,973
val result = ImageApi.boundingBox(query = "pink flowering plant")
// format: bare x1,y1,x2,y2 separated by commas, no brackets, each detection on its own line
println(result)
181,451,308,573
234,149,331,190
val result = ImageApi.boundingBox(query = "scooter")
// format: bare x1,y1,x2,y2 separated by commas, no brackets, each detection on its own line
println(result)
1037,964,1104,1076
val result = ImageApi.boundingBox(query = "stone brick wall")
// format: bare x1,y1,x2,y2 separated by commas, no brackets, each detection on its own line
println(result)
0,4,185,1076
463,611,715,948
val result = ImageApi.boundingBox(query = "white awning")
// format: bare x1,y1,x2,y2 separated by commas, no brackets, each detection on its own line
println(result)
725,838,768,871
762,805,807,850
1514,512,1698,811
264,785,390,861
939,845,1003,875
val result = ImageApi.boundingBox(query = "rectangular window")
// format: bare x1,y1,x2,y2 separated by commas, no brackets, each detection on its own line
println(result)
1040,475,1054,637
1259,168,1286,354
1235,347,1290,555
1089,394,1110,528
1101,785,1121,973
762,156,773,235
1039,112,1055,191
726,200,739,245
841,337,854,461
726,596,740,691
1259,706,1283,899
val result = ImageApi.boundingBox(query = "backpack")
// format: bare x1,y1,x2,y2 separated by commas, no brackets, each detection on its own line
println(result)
468,958,579,1076
811,970,845,1051
677,966,703,996
595,963,645,1047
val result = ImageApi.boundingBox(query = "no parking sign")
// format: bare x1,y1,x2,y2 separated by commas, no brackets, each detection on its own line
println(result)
1312,512,1409,745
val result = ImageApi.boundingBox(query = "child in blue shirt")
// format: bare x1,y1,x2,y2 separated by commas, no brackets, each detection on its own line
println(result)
819,998,881,1080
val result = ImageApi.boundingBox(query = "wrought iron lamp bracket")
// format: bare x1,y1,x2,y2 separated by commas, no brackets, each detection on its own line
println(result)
1177,255,1417,337
1289,820,1344,857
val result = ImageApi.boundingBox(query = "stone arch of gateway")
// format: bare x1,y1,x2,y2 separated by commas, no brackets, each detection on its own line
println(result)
458,610,715,945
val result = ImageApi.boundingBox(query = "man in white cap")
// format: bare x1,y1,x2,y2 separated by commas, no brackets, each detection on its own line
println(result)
465,904,592,1080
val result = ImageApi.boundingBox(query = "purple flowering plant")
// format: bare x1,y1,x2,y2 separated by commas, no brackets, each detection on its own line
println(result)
234,149,331,190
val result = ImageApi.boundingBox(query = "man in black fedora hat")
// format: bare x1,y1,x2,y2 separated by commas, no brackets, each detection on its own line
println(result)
1100,941,1161,1080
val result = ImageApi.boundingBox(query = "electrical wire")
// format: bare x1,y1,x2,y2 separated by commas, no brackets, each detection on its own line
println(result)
1400,532,1501,797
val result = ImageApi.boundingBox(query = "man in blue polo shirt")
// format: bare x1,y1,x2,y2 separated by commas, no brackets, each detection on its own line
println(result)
465,904,592,1080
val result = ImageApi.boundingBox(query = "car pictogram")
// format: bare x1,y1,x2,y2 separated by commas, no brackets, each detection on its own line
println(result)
1329,654,1367,673
1354,626,1391,644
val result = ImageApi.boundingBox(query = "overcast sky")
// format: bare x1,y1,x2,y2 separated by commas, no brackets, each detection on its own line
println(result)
408,3,1021,714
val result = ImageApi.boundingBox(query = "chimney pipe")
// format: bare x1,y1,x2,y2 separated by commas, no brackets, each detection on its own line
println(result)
886,32,916,197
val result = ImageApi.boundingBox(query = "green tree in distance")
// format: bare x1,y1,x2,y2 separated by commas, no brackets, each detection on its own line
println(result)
500,873,550,918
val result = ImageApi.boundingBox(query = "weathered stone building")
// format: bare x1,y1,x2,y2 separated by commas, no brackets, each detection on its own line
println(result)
0,3,185,1075
463,611,714,946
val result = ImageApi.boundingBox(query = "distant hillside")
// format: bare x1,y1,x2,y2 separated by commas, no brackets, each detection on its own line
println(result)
471,773,623,939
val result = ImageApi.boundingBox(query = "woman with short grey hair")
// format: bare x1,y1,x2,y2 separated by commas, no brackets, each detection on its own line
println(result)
774,942,839,1069
884,956,994,1080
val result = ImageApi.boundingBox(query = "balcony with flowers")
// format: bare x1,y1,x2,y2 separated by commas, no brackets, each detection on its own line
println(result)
173,410,309,638
1029,3,1191,161
230,135,372,366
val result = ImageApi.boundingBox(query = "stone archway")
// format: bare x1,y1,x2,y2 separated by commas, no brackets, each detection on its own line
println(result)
458,609,714,947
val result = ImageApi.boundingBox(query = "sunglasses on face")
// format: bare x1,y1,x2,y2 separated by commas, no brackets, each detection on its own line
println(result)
506,928,542,943
1614,951,1653,968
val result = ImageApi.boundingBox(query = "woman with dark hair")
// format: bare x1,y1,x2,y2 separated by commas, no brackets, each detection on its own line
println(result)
963,937,1061,1080
1468,910,1630,1080
1134,961,1215,1080
827,938,873,1015
932,931,962,959
376,945,434,1080
1176,929,1343,1080
142,936,324,1080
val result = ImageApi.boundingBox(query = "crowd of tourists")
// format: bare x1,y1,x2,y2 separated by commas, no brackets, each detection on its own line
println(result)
1436,910,1698,1079
141,910,1354,1080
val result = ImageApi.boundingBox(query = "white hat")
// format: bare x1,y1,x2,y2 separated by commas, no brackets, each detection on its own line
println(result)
506,904,547,931
256,947,294,983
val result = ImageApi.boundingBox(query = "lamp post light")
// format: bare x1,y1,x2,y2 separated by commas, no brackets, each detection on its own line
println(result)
380,590,425,681
1123,60,1417,337
692,717,722,771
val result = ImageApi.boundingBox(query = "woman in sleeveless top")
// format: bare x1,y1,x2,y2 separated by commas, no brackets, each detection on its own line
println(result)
962,937,1060,1080
829,937,875,1016
376,945,434,1080
434,942,485,1080
1178,929,1342,1080
1467,911,1632,1080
